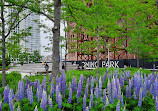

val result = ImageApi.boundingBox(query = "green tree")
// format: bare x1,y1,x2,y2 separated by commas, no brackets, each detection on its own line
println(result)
6,28,31,60
120,0,158,67
0,0,33,86
63,0,123,75
32,50,42,62
7,0,61,78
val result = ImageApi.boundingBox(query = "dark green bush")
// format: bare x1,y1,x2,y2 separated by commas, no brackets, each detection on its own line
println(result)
0,71,21,91
0,58,10,66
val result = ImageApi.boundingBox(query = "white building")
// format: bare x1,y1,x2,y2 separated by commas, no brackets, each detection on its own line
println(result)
19,10,41,54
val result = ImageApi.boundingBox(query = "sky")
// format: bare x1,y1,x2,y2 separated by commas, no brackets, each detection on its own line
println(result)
40,15,66,57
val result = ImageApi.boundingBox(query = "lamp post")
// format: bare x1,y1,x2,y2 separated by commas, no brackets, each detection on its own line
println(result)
28,55,30,64
18,54,22,62
107,44,110,67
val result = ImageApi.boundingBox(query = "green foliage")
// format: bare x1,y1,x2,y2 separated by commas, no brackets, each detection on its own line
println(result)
19,98,37,111
2,103,10,111
66,67,152,81
0,67,156,111
121,0,158,60
63,0,123,55
0,57,10,66
0,71,21,91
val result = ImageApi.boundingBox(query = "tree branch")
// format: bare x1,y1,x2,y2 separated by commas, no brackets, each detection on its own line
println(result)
4,3,54,22
20,5,54,22
5,10,21,38
5,12,32,38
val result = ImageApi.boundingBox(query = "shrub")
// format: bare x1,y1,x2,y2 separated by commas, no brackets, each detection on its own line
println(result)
0,71,21,91
0,58,10,66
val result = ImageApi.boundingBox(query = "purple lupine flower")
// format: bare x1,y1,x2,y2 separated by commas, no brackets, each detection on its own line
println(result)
59,76,62,93
77,80,82,99
25,78,30,98
56,75,59,86
96,75,98,83
95,101,98,106
95,84,98,99
143,82,147,98
89,101,91,109
107,79,111,103
14,91,18,100
68,88,72,103
90,75,92,81
138,88,143,107
58,92,62,108
17,105,20,111
18,81,21,99
116,78,120,94
140,75,143,88
99,77,102,97
80,74,83,91
105,96,109,106
119,76,124,88
25,77,29,88
62,73,66,94
128,86,131,99
37,85,42,102
18,80,24,101
27,85,33,104
21,80,24,100
4,85,9,103
72,76,77,92
123,106,126,111
34,79,39,90
121,93,124,108
86,78,89,87
29,82,35,87
154,78,158,99
48,96,53,108
136,75,141,96
126,85,129,98
90,76,94,91
103,70,108,83
68,82,71,91
117,85,121,100
86,107,89,111
133,91,137,100
0,101,3,111
56,85,59,103
155,96,158,111
90,90,93,107
43,82,47,92
111,77,116,103
50,82,54,98
103,89,106,104
34,105,38,111
83,94,86,111
48,75,53,82
40,90,47,111
8,89,14,111
116,100,120,111
150,84,153,94
85,83,89,97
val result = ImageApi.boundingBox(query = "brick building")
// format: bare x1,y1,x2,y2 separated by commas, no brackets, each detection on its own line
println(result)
66,22,136,62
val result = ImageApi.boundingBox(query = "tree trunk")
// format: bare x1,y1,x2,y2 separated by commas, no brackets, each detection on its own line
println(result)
137,23,139,68
104,37,108,67
157,0,158,27
1,0,6,87
64,20,67,72
97,26,99,76
52,0,61,77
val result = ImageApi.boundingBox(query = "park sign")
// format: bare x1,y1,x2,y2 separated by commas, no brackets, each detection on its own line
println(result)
72,59,158,69
81,60,119,68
